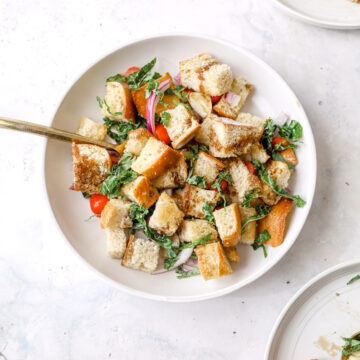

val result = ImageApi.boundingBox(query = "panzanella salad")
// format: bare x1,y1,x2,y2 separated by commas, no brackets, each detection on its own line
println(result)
71,53,306,280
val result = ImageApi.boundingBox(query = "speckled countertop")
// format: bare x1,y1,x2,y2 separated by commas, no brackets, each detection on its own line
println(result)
0,0,359,359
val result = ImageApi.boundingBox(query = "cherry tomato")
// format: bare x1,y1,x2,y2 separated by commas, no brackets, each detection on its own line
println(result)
243,160,255,174
211,95,222,104
211,179,228,192
214,206,224,211
183,88,194,93
155,123,171,145
110,155,119,164
124,66,140,77
272,136,290,147
90,194,109,215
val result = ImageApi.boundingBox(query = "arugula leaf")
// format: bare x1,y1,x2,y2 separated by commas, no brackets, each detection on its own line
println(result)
210,171,232,207
82,192,91,199
272,150,295,170
179,233,212,249
100,153,137,199
202,201,216,225
242,187,261,208
342,337,360,356
241,204,272,233
252,230,270,258
347,274,360,285
278,120,303,142
176,265,201,279
96,97,123,116
160,111,170,127
251,160,306,208
103,117,138,143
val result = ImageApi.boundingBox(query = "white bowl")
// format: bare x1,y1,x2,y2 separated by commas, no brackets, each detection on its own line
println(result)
44,34,316,302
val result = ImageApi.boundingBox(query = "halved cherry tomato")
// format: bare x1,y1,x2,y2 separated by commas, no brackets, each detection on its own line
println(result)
211,95,222,104
90,194,109,215
214,206,224,211
272,136,290,147
211,179,228,192
155,123,171,145
124,66,140,78
110,155,119,164
243,160,255,174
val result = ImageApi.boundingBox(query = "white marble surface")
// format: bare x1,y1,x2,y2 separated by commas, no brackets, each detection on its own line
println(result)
0,0,359,359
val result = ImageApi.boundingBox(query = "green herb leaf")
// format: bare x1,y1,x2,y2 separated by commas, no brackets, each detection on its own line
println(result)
272,150,295,170
160,111,171,127
242,187,261,208
278,120,303,142
199,144,209,153
261,118,278,154
202,201,216,225
241,204,272,233
96,97,123,117
106,74,127,83
187,174,206,188
145,79,161,99
100,153,138,199
82,192,91,199
210,171,232,207
179,233,212,249
103,117,139,143
347,274,360,285
252,230,271,258
176,265,201,279
342,337,360,356
273,143,298,151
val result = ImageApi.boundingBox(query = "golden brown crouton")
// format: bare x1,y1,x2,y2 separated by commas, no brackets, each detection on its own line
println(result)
100,199,133,229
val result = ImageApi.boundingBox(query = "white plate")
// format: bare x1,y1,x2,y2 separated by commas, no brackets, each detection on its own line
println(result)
44,34,316,302
265,260,360,359
273,0,360,29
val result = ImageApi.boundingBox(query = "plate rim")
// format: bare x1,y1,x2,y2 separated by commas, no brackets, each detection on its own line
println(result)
42,32,317,302
272,0,360,29
264,259,360,359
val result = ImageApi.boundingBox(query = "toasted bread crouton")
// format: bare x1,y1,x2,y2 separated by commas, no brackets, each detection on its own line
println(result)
152,153,188,189
250,143,270,163
105,226,129,259
236,113,265,142
131,137,180,179
124,128,154,156
213,203,241,247
122,234,160,273
172,188,186,212
100,199,133,229
193,150,225,186
188,92,212,119
76,117,107,141
72,143,111,193
226,158,262,203
179,53,232,96
131,73,177,118
213,77,253,119
238,207,257,245
223,246,240,263
148,192,184,236
121,175,159,208
261,160,291,206
194,115,213,146
209,117,258,158
258,198,293,247
183,184,221,218
178,219,218,243
280,148,297,167
195,242,232,280
165,104,200,149
101,81,136,121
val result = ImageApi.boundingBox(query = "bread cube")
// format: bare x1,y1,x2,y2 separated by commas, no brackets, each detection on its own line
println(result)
121,175,159,208
236,113,265,142
179,53,232,96
100,198,133,229
101,81,136,121
165,104,201,149
124,128,154,156
178,219,218,243
213,77,253,119
195,242,233,280
213,203,241,247
194,115,213,146
249,142,270,164
223,246,240,263
151,153,188,189
183,184,221,218
105,226,129,259
131,137,180,179
188,92,212,119
193,150,225,186
148,192,184,236
76,117,107,141
261,160,291,206
239,207,257,245
72,143,112,193
122,235,160,273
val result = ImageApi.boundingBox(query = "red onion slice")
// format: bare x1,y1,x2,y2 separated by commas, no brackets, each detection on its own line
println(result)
69,185,75,190
146,79,171,135
152,247,193,275
224,91,241,107
274,111,290,125
173,73,180,85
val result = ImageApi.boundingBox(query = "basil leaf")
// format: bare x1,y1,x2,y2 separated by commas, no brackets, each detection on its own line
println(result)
179,233,212,249
103,117,138,143
273,143,297,151
242,187,261,208
106,74,127,83
278,120,303,142
347,274,360,285
210,171,232,207
187,174,206,188
176,265,201,279
199,144,209,153
241,204,272,233
160,111,170,127
202,201,216,225
261,118,278,154
96,97,123,116
82,192,91,199
342,337,360,356
252,230,270,258
126,58,157,90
